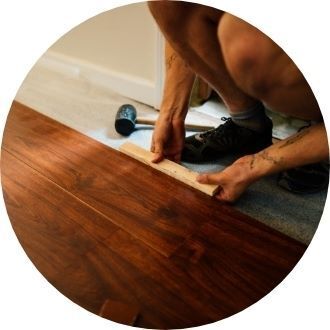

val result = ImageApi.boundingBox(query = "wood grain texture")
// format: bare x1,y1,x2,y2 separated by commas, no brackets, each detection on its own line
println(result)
99,299,139,325
1,151,254,327
3,102,212,257
1,102,307,328
119,142,219,196
1,151,117,313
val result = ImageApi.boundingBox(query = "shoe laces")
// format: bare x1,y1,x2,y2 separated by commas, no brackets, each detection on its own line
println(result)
200,117,235,139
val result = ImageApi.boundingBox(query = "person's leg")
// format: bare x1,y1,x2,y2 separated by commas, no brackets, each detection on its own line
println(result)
218,13,322,121
148,1,273,162
148,1,256,112
196,14,326,201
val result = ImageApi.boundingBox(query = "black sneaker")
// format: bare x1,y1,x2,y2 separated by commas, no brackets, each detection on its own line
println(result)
277,162,329,194
181,117,273,162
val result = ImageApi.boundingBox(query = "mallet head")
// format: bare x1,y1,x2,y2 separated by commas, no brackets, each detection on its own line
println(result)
115,104,137,136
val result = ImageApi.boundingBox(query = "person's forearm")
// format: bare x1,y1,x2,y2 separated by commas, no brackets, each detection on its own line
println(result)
250,123,329,181
159,41,196,122
196,123,328,203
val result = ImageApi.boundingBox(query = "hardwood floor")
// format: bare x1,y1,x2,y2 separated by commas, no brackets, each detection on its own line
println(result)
1,102,307,328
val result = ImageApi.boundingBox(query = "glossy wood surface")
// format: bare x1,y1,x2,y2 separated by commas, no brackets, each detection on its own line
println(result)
1,102,307,328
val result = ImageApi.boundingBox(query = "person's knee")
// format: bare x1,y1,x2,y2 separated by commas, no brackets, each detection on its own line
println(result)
148,1,173,26
148,1,190,38
218,15,275,98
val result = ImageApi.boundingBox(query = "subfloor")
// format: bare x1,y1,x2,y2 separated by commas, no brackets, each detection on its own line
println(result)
14,63,328,244
1,102,306,328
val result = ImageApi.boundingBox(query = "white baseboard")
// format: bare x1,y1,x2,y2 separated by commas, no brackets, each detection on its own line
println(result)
36,49,162,108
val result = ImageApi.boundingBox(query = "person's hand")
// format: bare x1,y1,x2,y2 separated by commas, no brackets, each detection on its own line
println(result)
151,115,185,163
197,155,259,203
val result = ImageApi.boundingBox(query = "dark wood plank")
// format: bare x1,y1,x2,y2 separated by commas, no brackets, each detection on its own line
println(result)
1,151,306,328
99,299,139,326
2,102,214,256
83,235,219,328
1,151,120,244
0,151,244,328
2,102,304,257
171,220,305,311
2,151,207,327
1,150,118,285
1,102,308,328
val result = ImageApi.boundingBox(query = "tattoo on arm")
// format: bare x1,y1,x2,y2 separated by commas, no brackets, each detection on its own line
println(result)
259,150,283,165
249,154,256,170
249,150,283,170
166,52,191,70
278,128,309,149
166,53,177,70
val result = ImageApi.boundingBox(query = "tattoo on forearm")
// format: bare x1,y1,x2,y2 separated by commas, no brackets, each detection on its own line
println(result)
278,128,309,149
249,154,256,169
249,151,283,170
259,150,283,165
166,53,177,70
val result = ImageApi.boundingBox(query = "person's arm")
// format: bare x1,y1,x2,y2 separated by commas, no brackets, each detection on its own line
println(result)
151,41,196,163
197,123,329,202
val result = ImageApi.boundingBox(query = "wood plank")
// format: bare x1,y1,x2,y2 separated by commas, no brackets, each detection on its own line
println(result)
3,102,217,257
1,151,120,244
3,102,296,258
2,151,214,327
1,106,308,328
1,151,120,313
99,299,139,325
119,142,219,196
3,103,306,257
171,220,305,310
83,231,223,328
0,151,247,328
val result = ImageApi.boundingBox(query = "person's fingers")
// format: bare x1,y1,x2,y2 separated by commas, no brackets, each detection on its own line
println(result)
196,172,222,185
161,152,178,163
215,192,232,204
152,152,165,163
151,143,164,163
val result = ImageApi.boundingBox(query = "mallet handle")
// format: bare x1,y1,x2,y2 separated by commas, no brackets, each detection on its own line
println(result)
136,117,215,131
135,117,158,125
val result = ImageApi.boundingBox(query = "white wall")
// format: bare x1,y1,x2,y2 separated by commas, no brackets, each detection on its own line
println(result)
48,2,164,107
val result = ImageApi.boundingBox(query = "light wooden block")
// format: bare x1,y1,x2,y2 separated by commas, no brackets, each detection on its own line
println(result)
119,142,219,196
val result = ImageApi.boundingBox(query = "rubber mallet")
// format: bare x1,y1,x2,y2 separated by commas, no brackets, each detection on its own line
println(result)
115,104,215,136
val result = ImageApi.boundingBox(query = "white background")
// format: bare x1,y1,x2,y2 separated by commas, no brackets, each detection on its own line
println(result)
0,1,329,329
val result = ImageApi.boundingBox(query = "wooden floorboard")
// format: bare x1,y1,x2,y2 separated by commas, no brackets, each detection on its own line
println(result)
1,102,307,328
3,102,218,256
172,220,304,310
1,151,119,302
1,151,242,327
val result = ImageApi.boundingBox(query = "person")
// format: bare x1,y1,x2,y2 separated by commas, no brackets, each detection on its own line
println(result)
147,1,329,202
